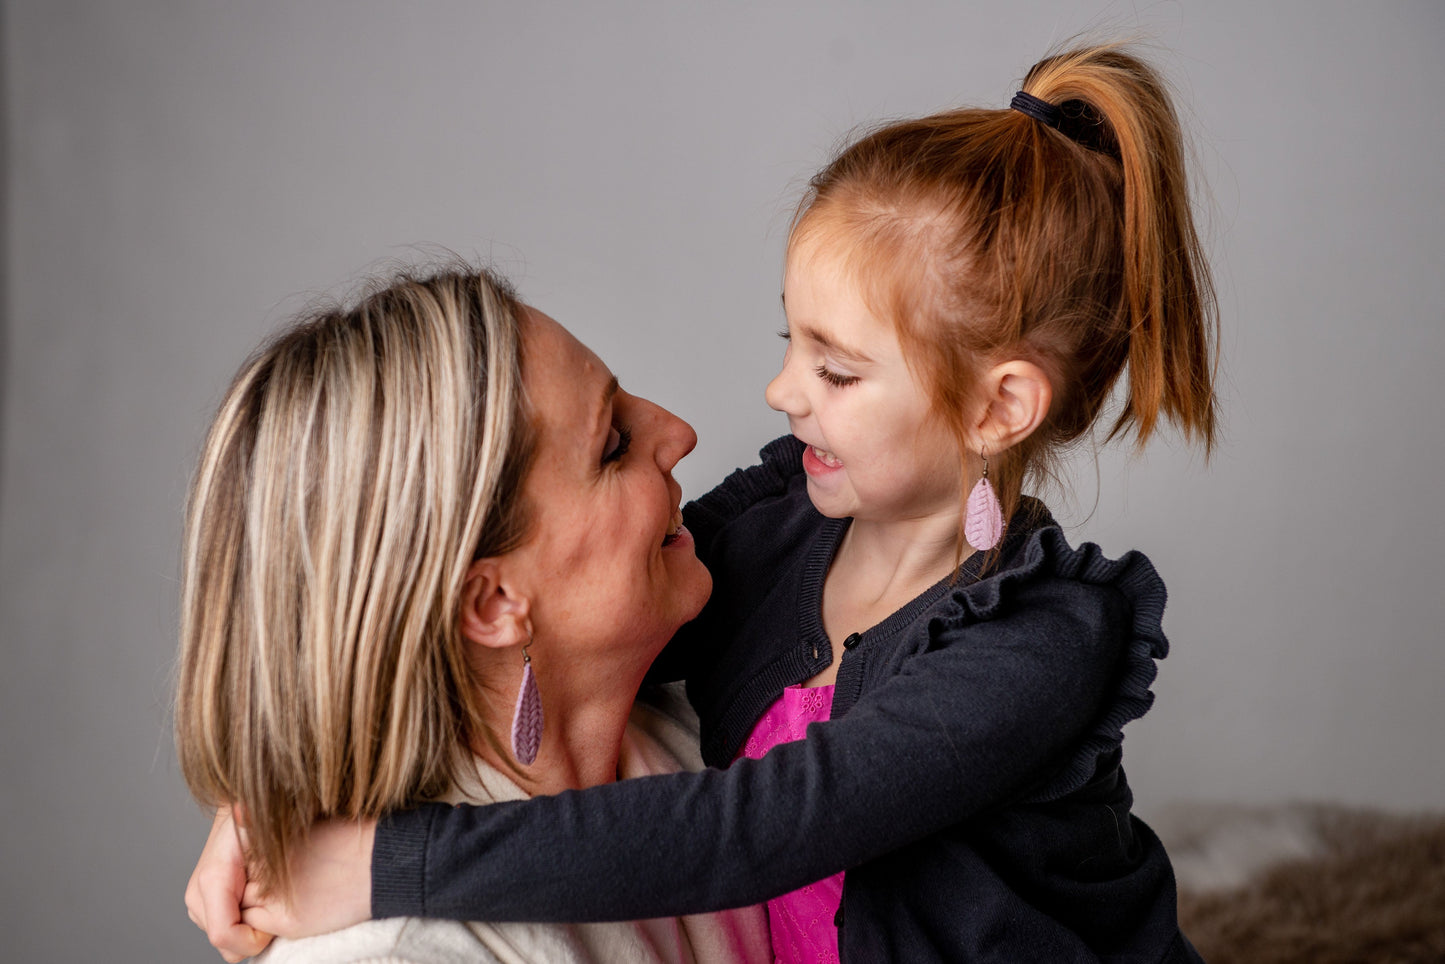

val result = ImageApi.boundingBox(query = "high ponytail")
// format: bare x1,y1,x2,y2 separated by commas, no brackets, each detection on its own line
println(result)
790,42,1218,555
1020,46,1217,453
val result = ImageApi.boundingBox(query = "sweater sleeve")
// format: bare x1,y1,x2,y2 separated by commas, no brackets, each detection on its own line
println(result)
645,436,804,685
685,436,804,554
372,551,1154,922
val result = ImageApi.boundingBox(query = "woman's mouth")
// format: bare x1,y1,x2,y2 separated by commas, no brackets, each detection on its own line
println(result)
802,444,843,476
662,507,685,547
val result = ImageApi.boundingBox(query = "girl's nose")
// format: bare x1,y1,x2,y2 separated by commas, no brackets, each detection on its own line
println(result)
764,344,803,416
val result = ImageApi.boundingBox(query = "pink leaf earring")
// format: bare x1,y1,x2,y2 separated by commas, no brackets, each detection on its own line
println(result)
964,450,1004,550
510,640,543,765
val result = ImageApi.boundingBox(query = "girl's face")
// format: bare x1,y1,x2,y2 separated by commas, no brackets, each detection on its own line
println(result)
766,239,964,525
508,308,711,663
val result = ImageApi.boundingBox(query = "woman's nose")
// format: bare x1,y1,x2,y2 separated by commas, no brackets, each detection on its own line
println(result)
646,400,697,472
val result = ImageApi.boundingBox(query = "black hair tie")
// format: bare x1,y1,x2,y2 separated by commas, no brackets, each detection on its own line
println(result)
1010,91,1063,129
1010,90,1118,159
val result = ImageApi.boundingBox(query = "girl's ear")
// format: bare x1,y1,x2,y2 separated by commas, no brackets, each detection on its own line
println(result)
975,359,1053,452
458,558,532,650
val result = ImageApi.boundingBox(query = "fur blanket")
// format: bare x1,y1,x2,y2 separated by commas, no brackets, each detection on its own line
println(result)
1151,803,1445,963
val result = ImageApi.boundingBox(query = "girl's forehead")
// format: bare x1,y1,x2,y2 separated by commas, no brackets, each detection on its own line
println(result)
785,214,917,306
786,218,856,269
784,232,868,301
785,236,905,333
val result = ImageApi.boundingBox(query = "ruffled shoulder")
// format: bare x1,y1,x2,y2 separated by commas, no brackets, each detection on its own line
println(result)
941,523,1170,804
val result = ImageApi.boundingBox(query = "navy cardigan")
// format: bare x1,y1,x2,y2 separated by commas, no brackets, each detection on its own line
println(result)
374,437,1200,962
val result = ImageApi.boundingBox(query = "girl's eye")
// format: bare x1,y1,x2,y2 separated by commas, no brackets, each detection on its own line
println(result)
602,424,633,464
776,328,791,341
814,364,860,388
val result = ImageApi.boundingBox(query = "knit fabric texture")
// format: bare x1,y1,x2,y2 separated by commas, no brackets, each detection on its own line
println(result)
374,436,1200,963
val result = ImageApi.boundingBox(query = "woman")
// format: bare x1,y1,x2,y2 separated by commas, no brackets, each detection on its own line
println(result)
176,264,769,963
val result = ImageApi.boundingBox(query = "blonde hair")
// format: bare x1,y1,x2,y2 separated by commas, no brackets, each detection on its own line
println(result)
175,265,534,894
792,43,1218,558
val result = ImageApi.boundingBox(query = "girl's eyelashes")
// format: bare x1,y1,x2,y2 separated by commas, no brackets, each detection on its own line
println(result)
814,364,860,388
778,324,854,385
602,424,633,465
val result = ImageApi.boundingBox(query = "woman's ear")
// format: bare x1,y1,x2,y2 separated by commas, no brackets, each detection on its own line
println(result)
975,359,1053,453
458,558,531,650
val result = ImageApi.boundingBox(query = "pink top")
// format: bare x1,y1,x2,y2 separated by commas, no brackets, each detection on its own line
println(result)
737,684,842,964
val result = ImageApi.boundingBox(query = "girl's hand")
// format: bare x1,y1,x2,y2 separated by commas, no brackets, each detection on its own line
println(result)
239,817,376,939
185,807,273,962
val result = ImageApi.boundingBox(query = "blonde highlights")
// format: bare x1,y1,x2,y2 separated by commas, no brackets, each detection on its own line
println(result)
792,43,1218,556
175,265,534,894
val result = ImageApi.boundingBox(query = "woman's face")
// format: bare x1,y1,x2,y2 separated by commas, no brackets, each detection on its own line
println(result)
507,307,711,661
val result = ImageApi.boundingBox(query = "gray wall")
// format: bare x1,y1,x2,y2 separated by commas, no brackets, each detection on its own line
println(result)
3,2,1442,960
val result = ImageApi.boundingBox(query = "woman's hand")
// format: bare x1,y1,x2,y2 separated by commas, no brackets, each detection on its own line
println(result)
185,807,273,962
239,816,376,940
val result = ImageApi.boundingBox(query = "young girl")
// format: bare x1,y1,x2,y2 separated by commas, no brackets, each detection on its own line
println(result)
196,42,1213,962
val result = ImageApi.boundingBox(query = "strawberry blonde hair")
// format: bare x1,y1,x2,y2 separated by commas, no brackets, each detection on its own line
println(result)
175,265,535,894
791,43,1217,550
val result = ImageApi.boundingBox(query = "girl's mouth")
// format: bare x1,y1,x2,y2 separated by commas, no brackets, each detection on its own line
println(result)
811,446,842,467
802,444,843,475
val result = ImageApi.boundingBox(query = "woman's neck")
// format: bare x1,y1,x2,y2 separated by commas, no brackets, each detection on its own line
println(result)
469,650,651,797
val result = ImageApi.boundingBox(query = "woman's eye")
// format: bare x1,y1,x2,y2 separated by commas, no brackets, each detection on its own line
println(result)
602,424,632,464
814,364,860,388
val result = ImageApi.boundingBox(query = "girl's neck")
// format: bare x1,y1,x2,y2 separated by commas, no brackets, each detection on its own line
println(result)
819,510,970,653
836,511,966,602
469,653,649,797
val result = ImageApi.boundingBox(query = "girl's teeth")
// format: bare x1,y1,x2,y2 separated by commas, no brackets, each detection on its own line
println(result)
812,446,842,467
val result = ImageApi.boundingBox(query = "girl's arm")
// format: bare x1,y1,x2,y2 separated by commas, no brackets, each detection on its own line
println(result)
374,585,1129,922
215,533,1157,944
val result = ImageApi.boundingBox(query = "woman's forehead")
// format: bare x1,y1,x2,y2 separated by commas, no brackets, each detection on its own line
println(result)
520,307,613,452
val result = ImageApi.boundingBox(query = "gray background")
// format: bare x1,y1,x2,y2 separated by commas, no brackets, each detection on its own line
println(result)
3,1,1442,960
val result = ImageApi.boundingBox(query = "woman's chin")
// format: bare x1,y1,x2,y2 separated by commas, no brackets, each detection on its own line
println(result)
672,549,713,622
686,573,713,621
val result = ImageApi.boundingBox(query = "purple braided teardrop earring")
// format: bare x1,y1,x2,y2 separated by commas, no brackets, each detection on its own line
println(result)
964,450,1004,551
510,639,544,765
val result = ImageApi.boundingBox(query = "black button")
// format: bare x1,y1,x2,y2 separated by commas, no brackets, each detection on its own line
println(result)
843,632,862,649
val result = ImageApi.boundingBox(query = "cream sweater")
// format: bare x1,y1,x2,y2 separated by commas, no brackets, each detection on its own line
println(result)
256,693,770,964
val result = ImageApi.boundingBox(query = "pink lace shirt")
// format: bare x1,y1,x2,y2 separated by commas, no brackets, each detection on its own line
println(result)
737,684,842,964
